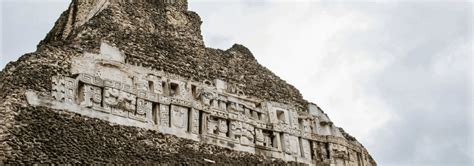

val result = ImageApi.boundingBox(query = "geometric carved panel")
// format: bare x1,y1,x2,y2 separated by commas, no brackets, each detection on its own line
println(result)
52,76,76,103
170,105,189,131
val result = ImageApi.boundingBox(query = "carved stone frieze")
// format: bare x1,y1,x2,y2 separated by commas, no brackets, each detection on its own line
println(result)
52,77,77,103
24,43,374,165
217,119,228,137
229,120,241,140
240,123,254,146
132,98,151,121
80,84,102,109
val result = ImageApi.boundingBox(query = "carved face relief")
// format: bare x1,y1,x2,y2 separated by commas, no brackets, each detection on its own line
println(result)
92,90,102,103
120,91,136,112
136,98,151,115
229,121,241,139
201,93,210,105
200,89,216,106
239,123,255,145
103,88,126,115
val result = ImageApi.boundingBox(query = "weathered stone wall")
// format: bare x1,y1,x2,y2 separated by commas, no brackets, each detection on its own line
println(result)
3,104,286,164
18,42,374,165
0,0,376,165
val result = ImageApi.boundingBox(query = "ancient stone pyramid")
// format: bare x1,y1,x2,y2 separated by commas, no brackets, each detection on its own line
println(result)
0,0,376,165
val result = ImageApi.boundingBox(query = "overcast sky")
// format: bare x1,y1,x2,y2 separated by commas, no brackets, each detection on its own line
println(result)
1,0,473,165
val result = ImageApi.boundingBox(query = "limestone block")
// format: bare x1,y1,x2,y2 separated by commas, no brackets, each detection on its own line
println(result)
301,139,311,159
170,105,189,131
289,135,299,155
160,104,170,127
281,133,291,154
190,108,200,134
214,79,226,93
100,42,125,62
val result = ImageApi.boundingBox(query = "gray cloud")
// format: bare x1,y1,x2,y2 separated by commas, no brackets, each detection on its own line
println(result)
355,2,473,165
1,0,69,68
1,0,473,165
191,1,473,165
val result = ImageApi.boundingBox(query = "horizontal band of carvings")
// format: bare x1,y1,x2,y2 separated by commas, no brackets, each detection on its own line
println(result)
49,75,356,152
31,43,374,165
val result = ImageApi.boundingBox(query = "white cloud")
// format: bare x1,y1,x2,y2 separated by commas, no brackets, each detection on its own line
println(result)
190,1,473,165
190,0,395,150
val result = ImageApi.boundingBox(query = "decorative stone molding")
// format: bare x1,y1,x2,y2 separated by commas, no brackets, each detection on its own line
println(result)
25,42,374,166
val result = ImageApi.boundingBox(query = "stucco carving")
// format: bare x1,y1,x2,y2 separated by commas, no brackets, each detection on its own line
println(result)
255,128,265,146
207,117,218,134
171,105,188,129
52,77,76,103
217,119,228,137
190,109,200,134
240,123,254,146
80,84,102,109
133,98,151,121
160,104,170,127
24,43,375,166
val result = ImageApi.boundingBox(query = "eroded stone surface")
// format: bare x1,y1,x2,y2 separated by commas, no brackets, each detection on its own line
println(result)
21,42,374,165
0,0,376,165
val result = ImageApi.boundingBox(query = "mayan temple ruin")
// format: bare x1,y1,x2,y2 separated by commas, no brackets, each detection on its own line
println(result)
0,0,376,165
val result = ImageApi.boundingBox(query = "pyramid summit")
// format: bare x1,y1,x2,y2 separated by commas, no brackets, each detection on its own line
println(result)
0,0,376,165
